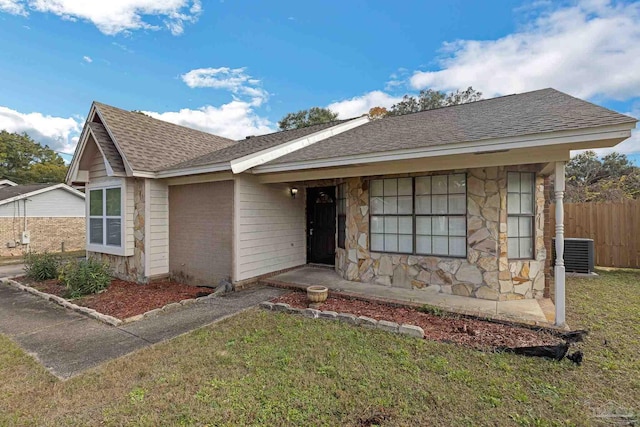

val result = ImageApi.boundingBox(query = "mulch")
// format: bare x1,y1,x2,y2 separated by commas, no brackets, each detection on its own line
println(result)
272,291,563,350
15,277,212,320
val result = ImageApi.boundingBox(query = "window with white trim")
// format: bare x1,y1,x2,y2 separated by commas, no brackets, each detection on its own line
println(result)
337,183,347,249
369,174,467,257
89,187,122,247
507,172,534,259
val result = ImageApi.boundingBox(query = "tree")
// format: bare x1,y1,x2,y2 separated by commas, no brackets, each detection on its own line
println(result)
0,130,68,184
368,106,388,120
565,150,640,202
388,86,483,116
278,107,339,131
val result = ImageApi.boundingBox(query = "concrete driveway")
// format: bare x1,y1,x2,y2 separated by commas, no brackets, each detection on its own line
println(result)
0,283,285,379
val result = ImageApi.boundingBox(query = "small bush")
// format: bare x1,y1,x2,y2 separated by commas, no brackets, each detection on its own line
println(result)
59,258,111,298
24,251,60,281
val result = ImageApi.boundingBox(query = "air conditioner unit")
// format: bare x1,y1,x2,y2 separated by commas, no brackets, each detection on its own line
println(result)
552,238,594,274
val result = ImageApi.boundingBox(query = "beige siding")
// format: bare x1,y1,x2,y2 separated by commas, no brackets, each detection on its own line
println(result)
234,174,305,282
169,181,233,286
89,148,108,180
146,179,169,276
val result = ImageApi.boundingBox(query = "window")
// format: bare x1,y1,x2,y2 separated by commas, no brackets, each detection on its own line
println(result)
89,187,122,247
370,178,413,253
337,184,347,249
369,174,466,256
507,172,534,258
415,174,466,257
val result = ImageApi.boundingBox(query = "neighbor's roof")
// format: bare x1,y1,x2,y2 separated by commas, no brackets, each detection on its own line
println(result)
87,122,126,174
265,88,638,166
165,119,353,171
93,102,237,172
0,184,51,202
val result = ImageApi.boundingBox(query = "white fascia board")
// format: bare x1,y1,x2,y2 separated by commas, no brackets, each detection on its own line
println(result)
0,183,85,207
253,123,635,174
66,116,93,184
153,162,230,178
230,116,370,174
0,179,17,187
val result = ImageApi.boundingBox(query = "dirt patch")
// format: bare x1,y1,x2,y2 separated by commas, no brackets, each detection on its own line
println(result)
15,276,212,320
272,291,562,350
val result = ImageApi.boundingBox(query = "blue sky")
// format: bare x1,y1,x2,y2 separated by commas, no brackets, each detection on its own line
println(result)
0,0,638,163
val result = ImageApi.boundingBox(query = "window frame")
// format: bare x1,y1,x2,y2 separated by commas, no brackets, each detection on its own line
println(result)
337,183,347,249
506,171,535,260
86,182,126,256
368,173,467,258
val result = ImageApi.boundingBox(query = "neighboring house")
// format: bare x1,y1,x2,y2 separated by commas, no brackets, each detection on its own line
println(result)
0,180,86,256
66,89,636,326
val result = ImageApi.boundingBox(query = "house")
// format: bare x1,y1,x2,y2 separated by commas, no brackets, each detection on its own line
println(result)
66,89,637,326
0,180,86,256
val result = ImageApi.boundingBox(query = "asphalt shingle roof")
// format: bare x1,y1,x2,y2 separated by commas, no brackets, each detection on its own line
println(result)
93,102,237,172
266,88,637,166
165,119,352,171
0,184,54,202
87,122,126,174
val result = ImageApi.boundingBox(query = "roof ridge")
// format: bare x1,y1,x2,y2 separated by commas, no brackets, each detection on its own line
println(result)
92,101,237,143
377,87,555,121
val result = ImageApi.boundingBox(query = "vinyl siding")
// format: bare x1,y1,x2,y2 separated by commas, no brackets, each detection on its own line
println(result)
0,189,84,217
234,174,305,282
89,148,108,180
169,180,233,286
146,179,169,276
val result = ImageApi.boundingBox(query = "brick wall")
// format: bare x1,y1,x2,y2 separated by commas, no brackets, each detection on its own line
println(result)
0,217,85,256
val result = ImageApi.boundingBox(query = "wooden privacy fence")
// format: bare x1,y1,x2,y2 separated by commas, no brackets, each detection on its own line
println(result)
549,200,640,268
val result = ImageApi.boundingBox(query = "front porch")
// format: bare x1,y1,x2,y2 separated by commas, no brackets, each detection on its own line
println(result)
263,266,559,328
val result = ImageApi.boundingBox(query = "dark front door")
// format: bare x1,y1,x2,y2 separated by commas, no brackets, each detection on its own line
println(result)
307,186,336,265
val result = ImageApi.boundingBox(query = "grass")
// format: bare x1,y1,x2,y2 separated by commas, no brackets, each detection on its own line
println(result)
0,269,638,426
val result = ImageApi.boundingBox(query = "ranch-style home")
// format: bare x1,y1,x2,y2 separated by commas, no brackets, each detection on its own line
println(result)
66,88,636,326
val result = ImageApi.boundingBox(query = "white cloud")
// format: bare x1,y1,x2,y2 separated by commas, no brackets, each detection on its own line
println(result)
82,55,92,63
181,67,269,106
327,90,403,119
0,0,26,15
1,0,202,35
410,1,640,100
144,100,274,140
0,106,82,154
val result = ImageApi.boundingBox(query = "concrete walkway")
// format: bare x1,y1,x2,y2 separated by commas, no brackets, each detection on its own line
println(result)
0,284,285,379
264,267,556,326
0,263,25,279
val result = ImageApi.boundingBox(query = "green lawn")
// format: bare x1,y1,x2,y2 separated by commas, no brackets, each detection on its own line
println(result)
1,270,638,426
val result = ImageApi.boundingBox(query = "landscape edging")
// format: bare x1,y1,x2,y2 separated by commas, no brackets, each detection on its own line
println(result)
259,301,426,339
2,278,221,326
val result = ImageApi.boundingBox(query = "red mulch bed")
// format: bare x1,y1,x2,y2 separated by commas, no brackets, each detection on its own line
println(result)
272,291,562,350
16,277,212,320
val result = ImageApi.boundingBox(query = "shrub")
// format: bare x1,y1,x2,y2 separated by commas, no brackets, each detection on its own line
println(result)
59,258,111,298
24,251,60,281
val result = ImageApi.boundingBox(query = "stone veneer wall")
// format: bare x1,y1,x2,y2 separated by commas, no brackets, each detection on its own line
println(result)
335,166,547,300
0,217,85,257
89,178,146,282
